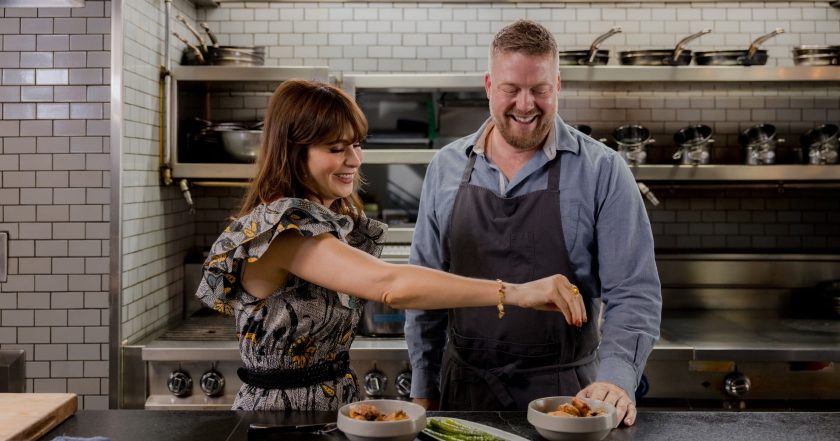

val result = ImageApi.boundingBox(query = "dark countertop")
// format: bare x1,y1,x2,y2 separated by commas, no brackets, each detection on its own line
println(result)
41,409,840,441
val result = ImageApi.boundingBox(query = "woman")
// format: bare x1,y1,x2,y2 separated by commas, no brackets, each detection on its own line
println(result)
196,79,586,411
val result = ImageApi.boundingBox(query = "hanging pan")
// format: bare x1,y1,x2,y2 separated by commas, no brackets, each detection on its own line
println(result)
558,27,622,66
620,29,711,66
694,28,784,66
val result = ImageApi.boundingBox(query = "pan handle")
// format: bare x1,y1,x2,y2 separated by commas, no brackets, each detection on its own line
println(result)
587,26,622,63
747,28,785,58
172,31,206,65
200,22,220,48
671,29,711,62
175,14,207,53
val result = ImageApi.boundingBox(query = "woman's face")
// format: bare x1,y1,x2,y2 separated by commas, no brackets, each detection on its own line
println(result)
304,139,363,207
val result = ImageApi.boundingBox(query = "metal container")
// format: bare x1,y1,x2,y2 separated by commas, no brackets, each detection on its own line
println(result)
619,29,711,66
739,124,783,165
673,124,714,165
613,124,655,165
694,29,784,66
220,130,261,163
801,124,839,165
0,350,25,393
558,27,621,66
358,301,406,337
793,45,840,66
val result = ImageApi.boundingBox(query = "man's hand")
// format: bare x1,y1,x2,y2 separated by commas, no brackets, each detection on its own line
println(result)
576,381,636,427
412,398,440,410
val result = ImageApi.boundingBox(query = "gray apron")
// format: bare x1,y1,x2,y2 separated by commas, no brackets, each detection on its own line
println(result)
440,151,598,411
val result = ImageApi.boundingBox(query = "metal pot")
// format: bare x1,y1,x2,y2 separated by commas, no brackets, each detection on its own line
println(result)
613,124,655,165
558,27,622,66
793,45,840,66
673,124,714,165
620,29,711,66
694,28,784,66
801,124,839,165
220,129,261,163
739,124,785,165
358,301,405,337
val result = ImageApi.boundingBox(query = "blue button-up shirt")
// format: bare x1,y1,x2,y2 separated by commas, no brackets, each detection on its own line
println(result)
405,115,662,401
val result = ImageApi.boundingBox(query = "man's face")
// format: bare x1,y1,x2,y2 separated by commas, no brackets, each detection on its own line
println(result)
485,51,560,150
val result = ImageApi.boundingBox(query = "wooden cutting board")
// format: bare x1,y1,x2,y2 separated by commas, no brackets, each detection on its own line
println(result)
0,393,77,441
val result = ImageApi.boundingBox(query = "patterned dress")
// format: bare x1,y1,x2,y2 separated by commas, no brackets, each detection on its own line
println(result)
195,198,386,411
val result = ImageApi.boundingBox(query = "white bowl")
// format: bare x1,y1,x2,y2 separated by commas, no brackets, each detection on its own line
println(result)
527,396,617,441
337,399,426,441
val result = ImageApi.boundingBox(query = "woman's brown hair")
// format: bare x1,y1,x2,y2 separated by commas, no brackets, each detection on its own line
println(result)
239,80,368,220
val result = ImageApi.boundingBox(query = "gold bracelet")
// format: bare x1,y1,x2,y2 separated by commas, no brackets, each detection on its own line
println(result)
496,279,506,320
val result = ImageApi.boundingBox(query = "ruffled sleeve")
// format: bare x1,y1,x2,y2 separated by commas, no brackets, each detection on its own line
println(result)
195,198,387,314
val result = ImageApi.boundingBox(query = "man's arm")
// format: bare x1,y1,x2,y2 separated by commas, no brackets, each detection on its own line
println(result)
405,156,449,406
583,154,662,425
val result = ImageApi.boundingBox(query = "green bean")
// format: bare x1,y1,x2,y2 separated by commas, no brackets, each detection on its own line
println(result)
425,418,506,441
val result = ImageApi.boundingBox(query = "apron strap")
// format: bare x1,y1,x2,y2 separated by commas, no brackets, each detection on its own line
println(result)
460,152,479,184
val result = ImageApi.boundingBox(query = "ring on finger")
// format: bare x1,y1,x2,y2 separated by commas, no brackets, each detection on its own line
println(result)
570,285,580,296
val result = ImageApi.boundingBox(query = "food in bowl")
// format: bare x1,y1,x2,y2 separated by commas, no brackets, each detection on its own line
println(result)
548,397,607,417
337,399,426,441
349,403,409,421
528,396,617,441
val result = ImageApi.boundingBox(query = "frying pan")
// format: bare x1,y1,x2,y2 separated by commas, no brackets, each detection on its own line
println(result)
694,28,784,66
793,45,840,66
558,27,622,66
174,15,265,66
620,29,711,66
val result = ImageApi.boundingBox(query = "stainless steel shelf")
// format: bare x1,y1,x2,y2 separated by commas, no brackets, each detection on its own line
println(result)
364,149,438,164
172,65,329,82
173,155,840,181
344,67,840,89
629,164,840,181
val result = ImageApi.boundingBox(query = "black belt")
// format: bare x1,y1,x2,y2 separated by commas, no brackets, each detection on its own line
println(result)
237,351,350,389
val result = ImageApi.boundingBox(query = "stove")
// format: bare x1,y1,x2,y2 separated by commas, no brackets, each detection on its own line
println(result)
135,311,412,410
123,250,840,410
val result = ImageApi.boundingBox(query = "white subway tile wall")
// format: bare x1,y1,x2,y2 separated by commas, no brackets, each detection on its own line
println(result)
0,1,110,409
121,0,194,347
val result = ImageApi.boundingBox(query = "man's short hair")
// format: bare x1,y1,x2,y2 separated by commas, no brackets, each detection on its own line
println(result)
489,19,558,67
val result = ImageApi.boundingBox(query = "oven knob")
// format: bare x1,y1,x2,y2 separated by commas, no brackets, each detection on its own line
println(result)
200,369,225,397
724,372,751,398
395,371,412,397
363,370,387,397
167,369,193,397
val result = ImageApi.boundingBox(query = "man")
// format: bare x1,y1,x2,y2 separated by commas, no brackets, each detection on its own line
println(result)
405,19,661,427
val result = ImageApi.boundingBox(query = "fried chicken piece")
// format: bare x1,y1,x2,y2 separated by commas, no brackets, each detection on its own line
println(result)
378,410,408,421
571,398,591,415
554,403,582,417
349,403,381,421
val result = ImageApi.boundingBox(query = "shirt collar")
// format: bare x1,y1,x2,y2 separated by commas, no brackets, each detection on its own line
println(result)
464,115,580,159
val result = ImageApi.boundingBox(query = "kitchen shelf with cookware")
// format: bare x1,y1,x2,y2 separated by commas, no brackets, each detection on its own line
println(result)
168,65,329,179
169,67,840,181
344,70,840,183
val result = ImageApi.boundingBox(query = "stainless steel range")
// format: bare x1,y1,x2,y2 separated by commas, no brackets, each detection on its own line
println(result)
122,247,840,410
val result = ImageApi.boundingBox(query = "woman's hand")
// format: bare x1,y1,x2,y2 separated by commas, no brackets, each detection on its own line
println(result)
508,275,587,327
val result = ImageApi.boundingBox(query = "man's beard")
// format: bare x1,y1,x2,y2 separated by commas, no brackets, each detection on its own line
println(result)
494,112,552,150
